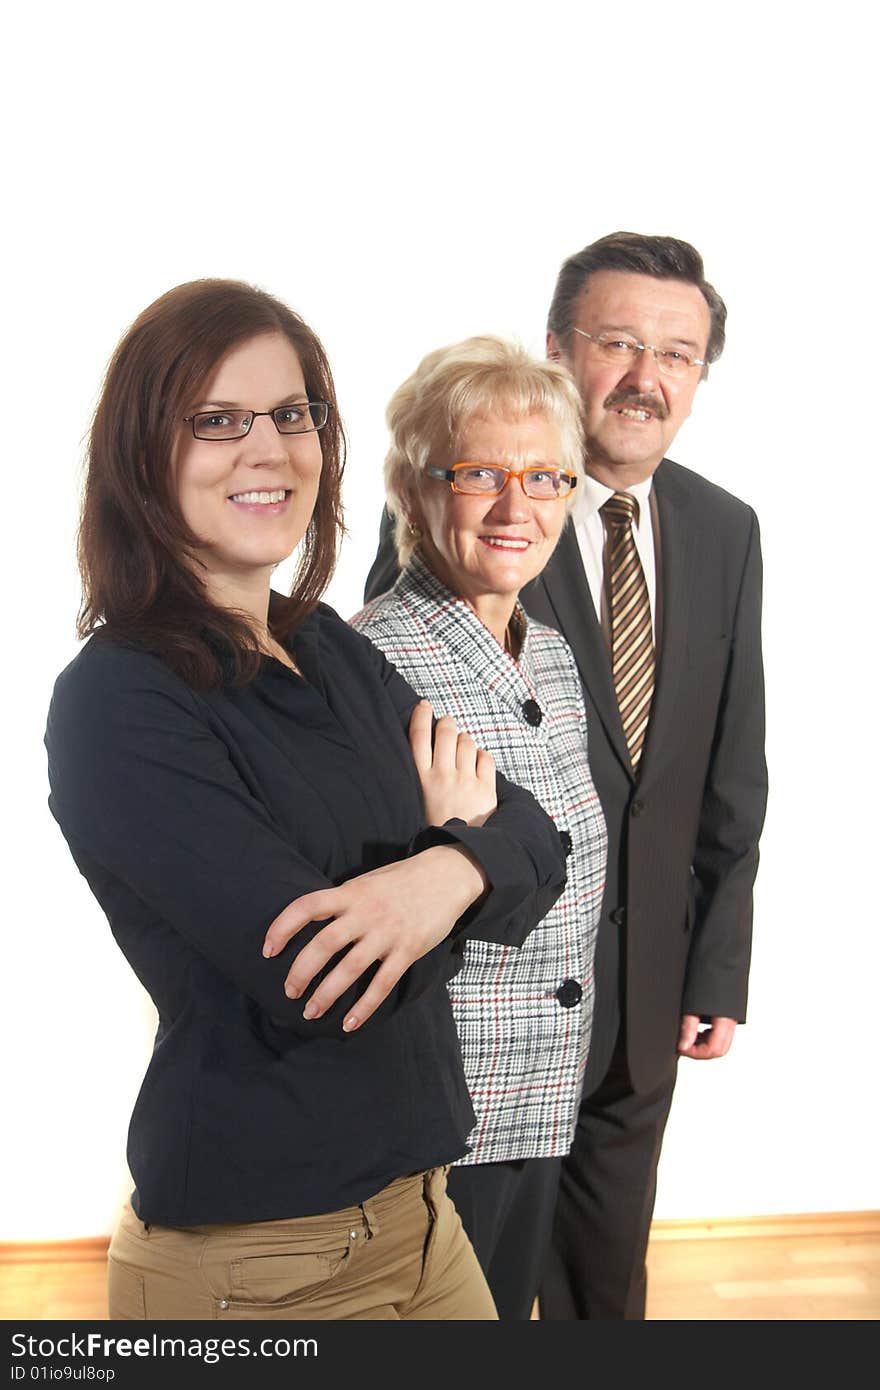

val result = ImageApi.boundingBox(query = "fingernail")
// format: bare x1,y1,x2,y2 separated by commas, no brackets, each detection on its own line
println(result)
303,1002,319,1020
284,983,300,999
263,943,275,959
342,1015,359,1033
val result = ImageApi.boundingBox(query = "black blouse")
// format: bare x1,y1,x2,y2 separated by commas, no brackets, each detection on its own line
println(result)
45,603,565,1226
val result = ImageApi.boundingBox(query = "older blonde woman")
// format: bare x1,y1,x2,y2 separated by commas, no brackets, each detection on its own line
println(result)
352,336,607,1320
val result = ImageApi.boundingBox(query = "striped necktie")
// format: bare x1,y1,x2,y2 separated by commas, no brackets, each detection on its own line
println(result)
600,492,655,771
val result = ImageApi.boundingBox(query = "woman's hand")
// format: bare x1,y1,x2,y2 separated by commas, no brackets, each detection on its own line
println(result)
262,845,488,1031
409,699,497,828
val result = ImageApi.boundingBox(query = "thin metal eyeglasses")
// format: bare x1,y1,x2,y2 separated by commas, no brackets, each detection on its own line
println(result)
571,328,705,377
426,463,578,500
182,401,332,440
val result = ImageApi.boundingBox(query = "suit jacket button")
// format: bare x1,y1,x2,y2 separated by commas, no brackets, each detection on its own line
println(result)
555,978,582,1008
610,906,626,926
522,699,543,726
559,830,573,856
631,798,645,817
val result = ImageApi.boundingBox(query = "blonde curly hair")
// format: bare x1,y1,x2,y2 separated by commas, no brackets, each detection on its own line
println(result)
384,335,585,563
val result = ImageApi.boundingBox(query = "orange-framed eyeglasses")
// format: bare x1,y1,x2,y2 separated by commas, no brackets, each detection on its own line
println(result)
426,463,578,500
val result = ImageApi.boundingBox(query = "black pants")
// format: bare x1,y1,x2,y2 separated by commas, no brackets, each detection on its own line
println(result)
446,1155,562,1321
539,1038,677,1319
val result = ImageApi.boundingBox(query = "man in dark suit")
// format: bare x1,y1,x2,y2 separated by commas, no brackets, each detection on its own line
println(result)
364,232,767,1320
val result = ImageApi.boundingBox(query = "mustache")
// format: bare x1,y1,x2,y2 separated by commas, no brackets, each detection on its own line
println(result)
604,389,669,420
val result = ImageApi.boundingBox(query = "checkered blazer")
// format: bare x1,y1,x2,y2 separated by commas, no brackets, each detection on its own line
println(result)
351,554,607,1163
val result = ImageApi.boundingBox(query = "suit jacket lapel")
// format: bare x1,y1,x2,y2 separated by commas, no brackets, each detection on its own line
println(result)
638,461,695,781
399,557,536,711
538,523,634,777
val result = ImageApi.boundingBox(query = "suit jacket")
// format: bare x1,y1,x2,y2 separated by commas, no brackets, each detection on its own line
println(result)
352,554,607,1163
365,458,768,1096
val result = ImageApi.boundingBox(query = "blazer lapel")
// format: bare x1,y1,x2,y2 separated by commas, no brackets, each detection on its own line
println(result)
537,523,634,777
638,461,695,781
401,558,536,712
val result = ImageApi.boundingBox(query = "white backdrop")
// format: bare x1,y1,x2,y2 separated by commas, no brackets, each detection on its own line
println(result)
3,0,877,1240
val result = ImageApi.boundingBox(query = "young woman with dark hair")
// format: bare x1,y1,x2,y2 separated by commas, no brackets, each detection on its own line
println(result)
46,279,566,1321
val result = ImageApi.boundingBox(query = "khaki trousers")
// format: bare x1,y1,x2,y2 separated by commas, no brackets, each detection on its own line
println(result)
108,1167,497,1321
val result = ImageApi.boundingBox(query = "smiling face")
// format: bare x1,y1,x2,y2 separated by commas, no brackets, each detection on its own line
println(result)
409,411,572,640
174,332,323,612
549,270,711,488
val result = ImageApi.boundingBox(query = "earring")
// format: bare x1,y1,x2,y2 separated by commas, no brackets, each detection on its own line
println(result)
408,521,422,542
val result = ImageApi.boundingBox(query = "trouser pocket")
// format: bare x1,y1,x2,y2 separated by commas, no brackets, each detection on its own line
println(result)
108,1200,365,1320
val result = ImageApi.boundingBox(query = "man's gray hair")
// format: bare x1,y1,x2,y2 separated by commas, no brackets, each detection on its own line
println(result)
547,231,727,377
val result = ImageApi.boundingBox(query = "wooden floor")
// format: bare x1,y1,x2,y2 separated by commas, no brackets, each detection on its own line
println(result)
2,1215,878,1321
644,1215,880,1320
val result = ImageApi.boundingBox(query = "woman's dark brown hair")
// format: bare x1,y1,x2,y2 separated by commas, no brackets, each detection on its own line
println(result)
78,278,346,687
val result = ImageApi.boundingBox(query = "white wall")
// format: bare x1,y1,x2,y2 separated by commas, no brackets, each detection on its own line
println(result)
4,0,876,1239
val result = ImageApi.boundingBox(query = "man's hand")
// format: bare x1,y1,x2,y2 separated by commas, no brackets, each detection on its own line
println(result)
262,845,487,1032
677,1014,737,1060
409,699,497,827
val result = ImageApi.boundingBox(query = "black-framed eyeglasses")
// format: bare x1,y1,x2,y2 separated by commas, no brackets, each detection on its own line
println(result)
426,463,578,500
571,328,705,378
182,401,332,441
